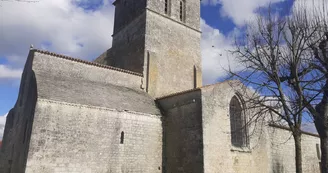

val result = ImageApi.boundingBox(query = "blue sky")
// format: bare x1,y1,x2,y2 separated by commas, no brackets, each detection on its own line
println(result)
0,0,319,136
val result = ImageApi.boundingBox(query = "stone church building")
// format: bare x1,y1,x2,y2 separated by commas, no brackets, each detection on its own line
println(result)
0,0,322,172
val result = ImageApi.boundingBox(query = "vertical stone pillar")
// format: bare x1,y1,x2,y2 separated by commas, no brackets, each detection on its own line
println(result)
194,65,202,88
146,51,158,97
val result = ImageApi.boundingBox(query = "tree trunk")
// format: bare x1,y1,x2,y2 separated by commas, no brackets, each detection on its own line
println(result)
294,133,303,173
321,136,328,173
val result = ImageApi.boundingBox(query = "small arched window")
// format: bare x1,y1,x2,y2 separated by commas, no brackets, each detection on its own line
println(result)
120,131,124,144
229,95,248,148
179,0,186,22
164,0,170,15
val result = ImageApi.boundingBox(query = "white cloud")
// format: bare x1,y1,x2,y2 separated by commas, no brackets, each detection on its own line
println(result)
202,0,285,26
201,19,242,84
0,0,114,67
0,65,22,79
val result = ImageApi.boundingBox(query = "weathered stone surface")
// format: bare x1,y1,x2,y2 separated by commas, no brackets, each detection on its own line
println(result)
0,1,322,173
0,50,163,173
157,90,203,173
145,9,202,98
95,0,202,98
26,99,162,173
200,81,320,173
270,126,320,173
0,51,37,173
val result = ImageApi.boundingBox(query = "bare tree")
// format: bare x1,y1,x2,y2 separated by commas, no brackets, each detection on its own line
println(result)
229,2,327,172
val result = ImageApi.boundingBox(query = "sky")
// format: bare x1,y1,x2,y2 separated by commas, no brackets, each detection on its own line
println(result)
0,0,321,138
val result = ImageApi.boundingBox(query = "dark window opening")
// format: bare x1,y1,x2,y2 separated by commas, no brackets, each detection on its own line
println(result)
179,0,185,22
120,131,124,144
230,95,248,148
317,143,321,159
165,0,171,15
165,0,168,14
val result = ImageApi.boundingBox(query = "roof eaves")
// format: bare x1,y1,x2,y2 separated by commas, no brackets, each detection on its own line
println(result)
32,49,143,77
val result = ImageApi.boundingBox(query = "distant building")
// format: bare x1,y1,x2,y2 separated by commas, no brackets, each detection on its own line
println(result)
0,0,321,173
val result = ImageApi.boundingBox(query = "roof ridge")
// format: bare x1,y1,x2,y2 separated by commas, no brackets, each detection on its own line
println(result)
32,49,143,77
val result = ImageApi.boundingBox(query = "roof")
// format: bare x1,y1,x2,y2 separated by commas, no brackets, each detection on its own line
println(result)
37,75,160,115
32,49,143,77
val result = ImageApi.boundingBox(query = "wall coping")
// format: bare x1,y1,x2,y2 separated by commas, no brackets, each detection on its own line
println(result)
156,81,231,100
269,123,319,138
32,49,143,77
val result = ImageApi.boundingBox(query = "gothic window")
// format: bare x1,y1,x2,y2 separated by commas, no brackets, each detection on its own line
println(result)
229,95,248,148
179,0,186,22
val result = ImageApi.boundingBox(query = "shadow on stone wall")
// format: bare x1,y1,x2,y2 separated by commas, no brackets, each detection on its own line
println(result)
0,70,37,173
273,160,285,173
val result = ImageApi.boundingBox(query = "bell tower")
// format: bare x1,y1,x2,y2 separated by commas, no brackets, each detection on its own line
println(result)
95,0,202,98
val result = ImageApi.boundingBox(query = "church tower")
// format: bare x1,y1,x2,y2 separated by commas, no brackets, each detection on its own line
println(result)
95,0,202,98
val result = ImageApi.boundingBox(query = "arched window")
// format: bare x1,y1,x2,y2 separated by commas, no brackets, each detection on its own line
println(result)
229,95,248,147
179,0,186,22
164,0,172,15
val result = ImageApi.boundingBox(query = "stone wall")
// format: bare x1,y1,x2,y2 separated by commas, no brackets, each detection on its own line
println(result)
95,0,202,98
201,81,270,173
0,51,37,173
1,50,163,173
33,51,143,90
111,13,147,74
269,126,321,173
25,99,162,173
145,10,202,98
201,81,321,173
157,90,204,173
113,0,147,35
147,0,200,30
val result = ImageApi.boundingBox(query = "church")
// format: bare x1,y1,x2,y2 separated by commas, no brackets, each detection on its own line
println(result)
0,0,322,172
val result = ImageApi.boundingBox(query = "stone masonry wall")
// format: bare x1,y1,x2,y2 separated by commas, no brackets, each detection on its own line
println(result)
0,51,37,173
33,51,143,90
25,99,162,173
113,0,147,35
157,90,204,173
201,82,270,173
201,81,321,173
145,10,202,98
269,126,321,173
147,0,200,30
110,12,147,74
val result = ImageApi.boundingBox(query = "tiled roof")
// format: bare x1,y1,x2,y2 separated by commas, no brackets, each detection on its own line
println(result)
32,49,143,77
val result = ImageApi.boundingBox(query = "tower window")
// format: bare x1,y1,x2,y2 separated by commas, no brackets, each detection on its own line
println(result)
179,0,186,22
165,0,170,15
230,95,248,148
120,131,124,144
